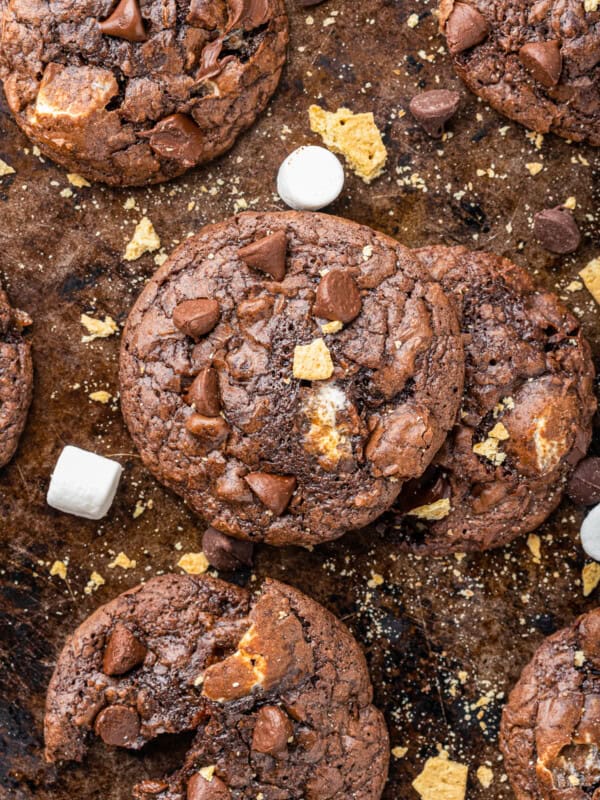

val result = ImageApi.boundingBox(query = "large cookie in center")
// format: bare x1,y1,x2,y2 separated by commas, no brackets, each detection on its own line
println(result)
119,212,464,546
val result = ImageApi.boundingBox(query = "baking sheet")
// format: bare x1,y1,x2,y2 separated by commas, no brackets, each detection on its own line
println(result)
1,1,599,798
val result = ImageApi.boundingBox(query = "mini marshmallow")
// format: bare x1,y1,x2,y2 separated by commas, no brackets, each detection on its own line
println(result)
581,503,600,562
277,145,344,211
47,445,123,520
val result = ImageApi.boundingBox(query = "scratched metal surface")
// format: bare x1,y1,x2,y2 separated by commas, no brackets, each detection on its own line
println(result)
1,1,599,798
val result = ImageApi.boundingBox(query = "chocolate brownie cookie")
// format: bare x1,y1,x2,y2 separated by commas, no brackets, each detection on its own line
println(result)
0,284,32,469
439,0,600,145
119,211,465,546
45,574,390,799
500,607,600,800
0,0,288,185
388,246,595,555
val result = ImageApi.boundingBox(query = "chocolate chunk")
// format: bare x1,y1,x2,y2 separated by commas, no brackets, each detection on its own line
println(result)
94,705,140,747
228,0,270,31
238,231,287,281
103,623,147,676
173,299,220,339
519,41,562,88
143,114,205,168
445,3,489,53
567,457,600,506
99,0,147,42
409,90,461,138
185,414,229,445
251,705,293,756
533,207,581,254
202,527,254,571
187,772,230,800
197,39,234,82
188,368,221,417
313,270,362,323
244,472,296,515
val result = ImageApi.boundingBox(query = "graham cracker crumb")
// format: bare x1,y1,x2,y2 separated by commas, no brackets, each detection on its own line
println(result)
579,257,600,305
124,217,161,261
81,314,118,343
476,766,494,788
293,338,334,381
0,158,15,177
582,562,600,596
413,752,469,800
178,552,209,575
108,552,136,570
67,173,91,188
50,560,67,580
89,390,111,404
407,498,451,521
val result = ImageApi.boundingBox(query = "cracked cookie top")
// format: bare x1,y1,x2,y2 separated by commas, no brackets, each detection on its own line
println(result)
0,0,288,184
45,574,390,800
119,211,464,546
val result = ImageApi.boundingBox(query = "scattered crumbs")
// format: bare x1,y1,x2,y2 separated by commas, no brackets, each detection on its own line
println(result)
0,158,15,177
59,187,73,198
525,162,543,176
412,752,468,800
525,131,544,150
89,390,112,404
458,670,468,684
407,498,451,521
154,250,169,266
49,560,67,580
81,314,118,343
124,216,161,261
368,572,385,588
579,257,600,305
84,571,105,594
309,105,387,183
199,765,216,781
407,12,419,27
67,173,91,188
564,196,576,210
582,562,600,596
293,338,334,381
178,552,209,575
392,746,409,758
473,434,506,466
527,533,542,562
123,197,136,210
477,766,494,788
489,422,509,441
574,650,586,667
566,280,583,293
321,320,344,334
108,552,136,570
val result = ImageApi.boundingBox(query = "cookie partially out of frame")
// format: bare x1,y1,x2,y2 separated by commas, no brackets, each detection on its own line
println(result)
500,607,600,800
119,211,465,547
388,245,595,555
0,284,32,469
45,574,390,800
0,0,288,185
439,0,600,145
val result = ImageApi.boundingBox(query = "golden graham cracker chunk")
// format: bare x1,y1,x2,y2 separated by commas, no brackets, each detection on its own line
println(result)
293,338,334,381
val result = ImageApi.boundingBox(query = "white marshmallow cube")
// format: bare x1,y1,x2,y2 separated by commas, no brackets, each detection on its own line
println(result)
277,145,344,211
47,445,123,520
581,503,600,562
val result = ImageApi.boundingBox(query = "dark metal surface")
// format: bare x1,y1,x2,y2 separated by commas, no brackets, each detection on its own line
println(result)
1,1,599,798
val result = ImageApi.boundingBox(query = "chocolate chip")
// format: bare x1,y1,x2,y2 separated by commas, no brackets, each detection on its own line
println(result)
188,367,221,417
173,299,220,339
185,413,229,445
94,705,140,747
409,90,461,138
238,231,287,281
197,39,234,82
519,41,562,88
187,772,230,800
228,0,270,30
143,114,204,167
103,623,147,676
533,207,581,254
445,3,489,54
244,472,297,515
567,457,600,506
313,270,362,324
99,0,147,42
202,527,254,571
251,705,293,757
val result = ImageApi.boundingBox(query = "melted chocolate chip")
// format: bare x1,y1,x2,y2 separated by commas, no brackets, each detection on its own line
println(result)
99,0,147,42
244,472,297,515
94,705,140,747
533,207,581,254
313,270,362,323
187,772,230,800
143,114,205,167
197,39,234,82
173,298,220,339
567,457,600,506
238,231,287,281
519,41,562,88
252,705,293,757
103,623,147,676
202,527,254,571
409,89,461,138
445,3,489,54
228,0,271,31
185,414,229,445
188,367,221,417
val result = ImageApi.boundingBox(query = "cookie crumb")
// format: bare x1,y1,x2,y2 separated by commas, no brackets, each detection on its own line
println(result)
178,552,209,575
124,217,161,261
